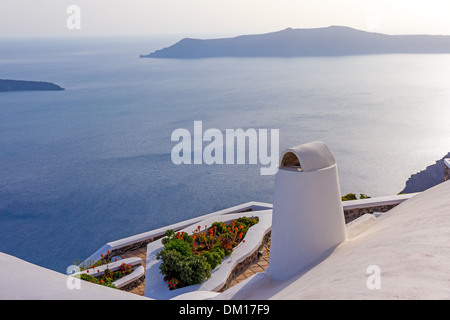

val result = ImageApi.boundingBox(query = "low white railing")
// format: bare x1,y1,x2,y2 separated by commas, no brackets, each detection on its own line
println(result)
83,193,420,267
342,193,419,210
82,201,273,266
445,158,450,169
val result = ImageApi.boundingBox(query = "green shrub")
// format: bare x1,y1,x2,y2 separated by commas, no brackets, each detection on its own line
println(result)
201,245,225,270
211,221,228,235
156,249,211,289
80,273,99,284
164,238,192,256
342,193,357,201
235,216,259,228
104,268,113,278
157,216,259,290
79,271,115,288
157,249,184,278
100,274,116,288
179,254,212,286
161,229,176,245
78,263,132,289
342,193,371,201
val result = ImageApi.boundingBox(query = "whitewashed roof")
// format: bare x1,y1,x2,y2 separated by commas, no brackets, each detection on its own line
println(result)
215,180,450,300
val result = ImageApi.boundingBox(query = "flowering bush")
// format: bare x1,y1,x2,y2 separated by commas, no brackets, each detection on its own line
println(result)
79,259,134,289
97,263,133,288
157,216,259,290
118,262,132,275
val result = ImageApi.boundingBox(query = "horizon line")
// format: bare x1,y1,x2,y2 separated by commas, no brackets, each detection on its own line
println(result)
2,25,450,40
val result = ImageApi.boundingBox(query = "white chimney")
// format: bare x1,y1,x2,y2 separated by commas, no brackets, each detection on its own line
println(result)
268,141,347,281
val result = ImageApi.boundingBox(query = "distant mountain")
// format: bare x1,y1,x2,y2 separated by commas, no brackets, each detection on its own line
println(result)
400,152,450,194
141,26,450,59
0,79,65,92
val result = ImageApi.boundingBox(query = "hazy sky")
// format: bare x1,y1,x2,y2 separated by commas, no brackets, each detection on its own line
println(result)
1,0,450,38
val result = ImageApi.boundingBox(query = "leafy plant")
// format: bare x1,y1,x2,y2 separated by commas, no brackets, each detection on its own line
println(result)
342,193,357,201
156,248,211,289
165,239,193,256
156,216,259,290
342,193,371,201
78,259,133,289
201,245,225,269
80,273,100,284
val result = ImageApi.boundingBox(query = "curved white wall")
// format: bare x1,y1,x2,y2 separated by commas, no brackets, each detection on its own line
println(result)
268,142,347,281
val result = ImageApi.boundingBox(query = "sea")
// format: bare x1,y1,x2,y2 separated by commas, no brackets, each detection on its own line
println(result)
1,35,449,273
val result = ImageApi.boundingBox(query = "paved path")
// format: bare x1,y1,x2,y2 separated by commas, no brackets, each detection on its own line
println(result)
229,247,270,288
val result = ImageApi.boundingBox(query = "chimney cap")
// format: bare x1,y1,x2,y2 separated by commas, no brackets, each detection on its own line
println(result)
279,141,336,172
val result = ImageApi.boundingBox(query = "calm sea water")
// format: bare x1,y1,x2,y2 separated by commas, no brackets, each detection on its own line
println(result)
1,36,449,273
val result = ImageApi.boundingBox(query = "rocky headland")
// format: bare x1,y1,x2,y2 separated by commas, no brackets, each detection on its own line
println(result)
141,26,450,59
0,79,65,92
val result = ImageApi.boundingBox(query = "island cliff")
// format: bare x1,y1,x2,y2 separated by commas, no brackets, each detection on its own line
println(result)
0,79,65,92
141,26,450,59
400,152,450,194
